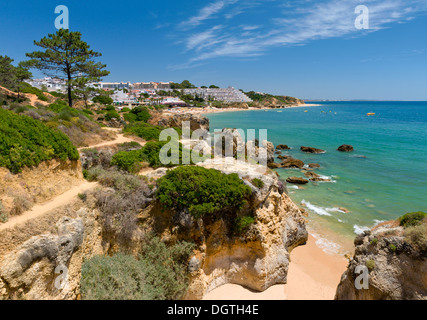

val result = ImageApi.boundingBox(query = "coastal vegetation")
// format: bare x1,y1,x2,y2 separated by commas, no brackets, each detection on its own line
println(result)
157,166,252,219
0,108,79,173
111,140,191,172
123,122,163,141
399,211,427,228
400,212,427,253
81,237,194,300
244,91,302,106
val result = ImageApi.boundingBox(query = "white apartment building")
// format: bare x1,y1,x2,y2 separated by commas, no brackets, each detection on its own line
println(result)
183,87,252,103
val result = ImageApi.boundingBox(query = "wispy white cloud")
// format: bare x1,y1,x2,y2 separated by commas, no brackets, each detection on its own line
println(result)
180,0,238,28
174,0,427,68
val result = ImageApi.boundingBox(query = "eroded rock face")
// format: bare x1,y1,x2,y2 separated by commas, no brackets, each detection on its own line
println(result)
184,159,307,299
0,208,102,300
335,222,427,300
158,114,210,132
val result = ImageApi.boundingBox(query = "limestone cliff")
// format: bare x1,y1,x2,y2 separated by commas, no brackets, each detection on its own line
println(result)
0,205,103,300
138,159,308,300
335,221,427,300
0,159,307,300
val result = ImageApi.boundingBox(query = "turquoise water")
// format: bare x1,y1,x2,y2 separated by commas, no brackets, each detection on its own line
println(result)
206,102,427,251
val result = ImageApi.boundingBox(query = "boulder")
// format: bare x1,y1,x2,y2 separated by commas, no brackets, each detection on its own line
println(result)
281,157,304,169
308,163,321,168
267,162,281,169
276,145,291,150
301,146,326,154
286,177,309,185
338,145,354,152
304,171,331,182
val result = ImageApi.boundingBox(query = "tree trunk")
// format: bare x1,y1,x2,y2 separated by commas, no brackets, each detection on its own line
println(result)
66,66,72,107
68,83,72,107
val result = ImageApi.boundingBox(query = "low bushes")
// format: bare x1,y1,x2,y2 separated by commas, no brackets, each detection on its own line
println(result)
235,216,255,234
111,140,191,172
0,108,79,173
80,237,194,300
399,212,427,228
123,122,163,141
124,106,151,123
251,178,264,189
105,110,121,121
404,219,427,253
157,166,252,219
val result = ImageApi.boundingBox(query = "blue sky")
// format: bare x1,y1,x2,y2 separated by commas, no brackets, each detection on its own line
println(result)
1,0,426,100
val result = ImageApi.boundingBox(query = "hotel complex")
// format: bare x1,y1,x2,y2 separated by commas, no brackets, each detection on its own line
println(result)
26,79,252,104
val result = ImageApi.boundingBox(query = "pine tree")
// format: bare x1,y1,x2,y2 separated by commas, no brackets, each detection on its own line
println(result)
26,29,109,107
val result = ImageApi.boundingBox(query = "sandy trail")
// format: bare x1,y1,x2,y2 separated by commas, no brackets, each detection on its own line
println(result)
1,129,144,232
78,129,144,151
203,234,348,300
0,181,97,232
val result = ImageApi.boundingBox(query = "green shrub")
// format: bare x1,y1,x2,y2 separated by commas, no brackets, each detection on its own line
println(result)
124,122,163,141
0,108,79,173
235,216,255,234
105,105,115,111
78,193,87,201
120,107,131,113
399,212,427,228
370,238,378,246
124,112,138,122
81,237,194,300
251,178,264,189
129,106,151,123
111,149,146,173
389,244,397,252
111,140,191,171
157,166,251,219
366,260,376,271
105,110,121,121
92,95,113,105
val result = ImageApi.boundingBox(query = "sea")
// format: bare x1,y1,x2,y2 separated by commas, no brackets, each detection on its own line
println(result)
206,101,427,254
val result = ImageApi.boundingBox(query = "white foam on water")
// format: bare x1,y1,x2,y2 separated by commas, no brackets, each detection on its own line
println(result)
301,200,332,216
317,175,337,183
373,220,385,226
353,225,371,235
288,185,299,190
311,231,342,255
302,200,348,217
326,208,346,214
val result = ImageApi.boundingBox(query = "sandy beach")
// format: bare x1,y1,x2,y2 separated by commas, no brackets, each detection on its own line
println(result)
162,104,321,116
203,234,348,300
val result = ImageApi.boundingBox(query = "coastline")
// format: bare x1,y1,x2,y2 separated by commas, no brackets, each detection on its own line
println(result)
162,103,322,117
203,233,348,300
